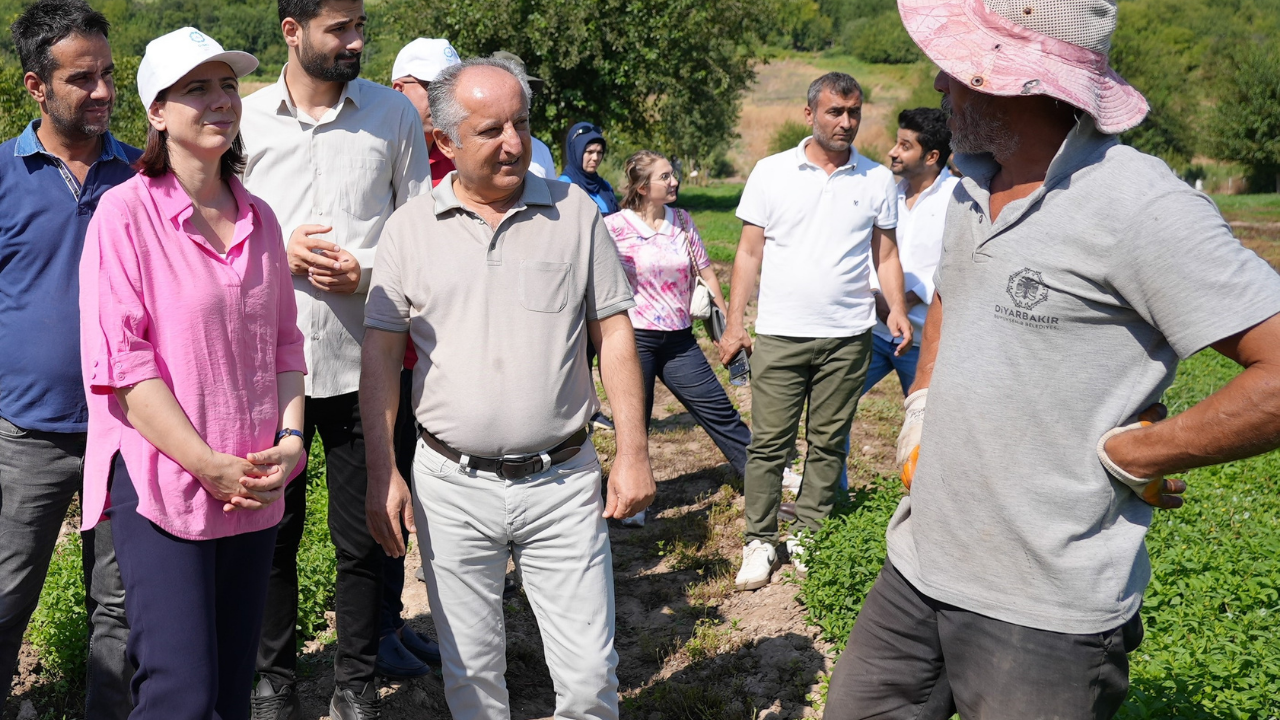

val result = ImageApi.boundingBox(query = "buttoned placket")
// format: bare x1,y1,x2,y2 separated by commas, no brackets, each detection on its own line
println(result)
291,94,350,339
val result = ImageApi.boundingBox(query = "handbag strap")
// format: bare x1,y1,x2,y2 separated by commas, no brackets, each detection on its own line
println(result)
672,208,699,275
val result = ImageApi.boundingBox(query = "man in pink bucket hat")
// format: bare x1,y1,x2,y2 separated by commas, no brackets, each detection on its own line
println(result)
824,1,1280,718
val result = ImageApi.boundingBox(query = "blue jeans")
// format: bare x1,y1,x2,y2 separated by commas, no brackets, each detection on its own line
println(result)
863,333,920,398
634,327,751,477
834,335,921,490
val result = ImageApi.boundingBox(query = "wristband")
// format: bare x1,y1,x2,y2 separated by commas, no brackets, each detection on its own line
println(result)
1096,422,1152,491
276,428,304,445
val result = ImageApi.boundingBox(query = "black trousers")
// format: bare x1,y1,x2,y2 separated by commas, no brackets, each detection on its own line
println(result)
257,392,382,690
824,560,1142,720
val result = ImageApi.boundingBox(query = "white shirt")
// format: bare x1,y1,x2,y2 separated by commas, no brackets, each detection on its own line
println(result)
872,168,958,341
240,69,431,398
528,137,556,179
736,137,898,338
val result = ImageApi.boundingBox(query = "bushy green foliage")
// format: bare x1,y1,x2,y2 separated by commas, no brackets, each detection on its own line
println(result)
769,119,809,154
376,0,775,177
1210,41,1280,194
802,350,1280,717
0,60,31,139
840,11,923,64
27,531,88,685
798,485,903,649
773,0,834,52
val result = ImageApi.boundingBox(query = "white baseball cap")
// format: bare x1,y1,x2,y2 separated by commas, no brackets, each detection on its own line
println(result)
137,27,258,109
391,38,460,83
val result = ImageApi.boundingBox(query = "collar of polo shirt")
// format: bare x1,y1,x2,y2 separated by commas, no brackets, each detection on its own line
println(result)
793,136,860,172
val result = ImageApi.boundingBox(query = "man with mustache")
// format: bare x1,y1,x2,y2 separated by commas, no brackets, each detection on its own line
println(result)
0,1,139,717
721,72,913,591
824,1,1280,718
238,1,430,718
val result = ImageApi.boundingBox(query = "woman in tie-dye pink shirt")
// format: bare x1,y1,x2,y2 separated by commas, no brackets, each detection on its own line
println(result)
604,151,751,527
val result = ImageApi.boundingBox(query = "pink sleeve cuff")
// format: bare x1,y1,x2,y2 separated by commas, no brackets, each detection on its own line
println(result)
89,350,160,392
276,342,308,375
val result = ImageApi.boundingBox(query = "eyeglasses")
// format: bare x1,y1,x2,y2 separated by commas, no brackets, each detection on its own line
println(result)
650,171,678,183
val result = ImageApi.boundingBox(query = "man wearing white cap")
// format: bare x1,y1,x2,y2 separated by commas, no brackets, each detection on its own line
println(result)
238,0,431,718
391,37,459,187
825,1,1280,718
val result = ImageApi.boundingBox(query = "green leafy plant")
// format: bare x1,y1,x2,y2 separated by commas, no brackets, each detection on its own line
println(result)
27,532,88,686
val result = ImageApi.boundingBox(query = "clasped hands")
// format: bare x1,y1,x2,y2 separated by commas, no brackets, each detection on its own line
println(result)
287,224,361,295
196,435,305,513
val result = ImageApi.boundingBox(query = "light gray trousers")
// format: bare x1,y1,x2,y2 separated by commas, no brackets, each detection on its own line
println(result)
412,438,619,720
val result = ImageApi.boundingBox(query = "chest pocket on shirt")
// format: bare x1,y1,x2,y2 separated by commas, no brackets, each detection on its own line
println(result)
339,157,390,219
519,260,573,313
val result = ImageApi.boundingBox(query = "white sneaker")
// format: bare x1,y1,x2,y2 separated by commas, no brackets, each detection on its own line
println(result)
785,537,807,574
782,467,803,494
620,509,646,528
735,540,779,591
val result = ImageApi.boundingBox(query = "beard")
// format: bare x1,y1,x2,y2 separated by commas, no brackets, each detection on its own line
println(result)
943,94,1020,159
45,84,111,138
812,123,853,155
298,34,361,83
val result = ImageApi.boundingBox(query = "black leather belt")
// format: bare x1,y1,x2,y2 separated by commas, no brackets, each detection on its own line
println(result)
419,427,590,479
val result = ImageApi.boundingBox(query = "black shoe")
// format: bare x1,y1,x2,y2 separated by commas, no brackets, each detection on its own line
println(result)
251,677,300,720
397,626,442,667
330,681,381,720
375,631,431,679
590,412,614,432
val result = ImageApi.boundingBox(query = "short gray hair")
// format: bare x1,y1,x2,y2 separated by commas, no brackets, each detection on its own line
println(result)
428,56,533,145
807,72,862,109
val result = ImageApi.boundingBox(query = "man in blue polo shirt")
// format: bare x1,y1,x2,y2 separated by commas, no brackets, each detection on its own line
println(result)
1,1,139,715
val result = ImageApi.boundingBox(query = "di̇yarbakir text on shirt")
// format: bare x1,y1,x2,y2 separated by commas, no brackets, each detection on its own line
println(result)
886,117,1280,634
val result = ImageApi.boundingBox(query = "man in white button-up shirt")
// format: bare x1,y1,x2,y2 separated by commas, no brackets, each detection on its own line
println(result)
238,1,430,718
867,107,958,395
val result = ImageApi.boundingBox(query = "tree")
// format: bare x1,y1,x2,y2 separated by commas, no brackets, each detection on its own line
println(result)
376,0,776,178
1210,41,1280,193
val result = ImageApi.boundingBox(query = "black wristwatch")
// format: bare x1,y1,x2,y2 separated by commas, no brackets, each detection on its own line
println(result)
276,428,304,444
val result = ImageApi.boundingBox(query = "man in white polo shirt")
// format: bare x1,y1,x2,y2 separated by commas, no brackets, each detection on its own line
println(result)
721,72,913,590
867,107,957,395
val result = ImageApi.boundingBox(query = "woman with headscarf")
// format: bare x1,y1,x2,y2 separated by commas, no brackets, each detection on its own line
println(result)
559,121,620,216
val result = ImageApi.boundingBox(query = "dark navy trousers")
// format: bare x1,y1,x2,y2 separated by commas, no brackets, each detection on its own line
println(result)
107,456,277,720
634,327,751,476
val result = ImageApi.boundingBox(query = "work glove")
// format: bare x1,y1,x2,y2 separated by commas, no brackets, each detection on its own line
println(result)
1096,404,1185,508
896,389,927,491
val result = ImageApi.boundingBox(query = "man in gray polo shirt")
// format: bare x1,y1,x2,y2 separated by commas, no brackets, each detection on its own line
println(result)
361,56,653,720
825,1,1280,718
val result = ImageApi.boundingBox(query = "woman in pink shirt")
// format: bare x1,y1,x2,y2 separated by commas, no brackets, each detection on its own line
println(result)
604,151,751,527
78,29,305,719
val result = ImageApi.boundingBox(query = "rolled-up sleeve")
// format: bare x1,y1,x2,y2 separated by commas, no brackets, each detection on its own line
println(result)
84,205,160,394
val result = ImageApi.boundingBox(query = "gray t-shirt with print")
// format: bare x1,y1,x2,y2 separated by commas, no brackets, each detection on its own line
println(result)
886,117,1280,634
